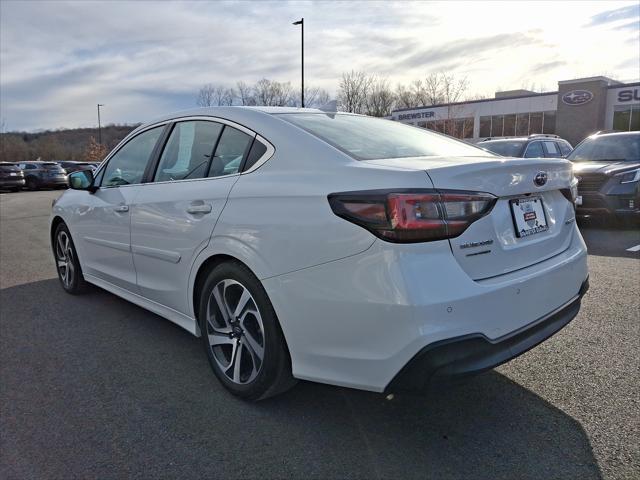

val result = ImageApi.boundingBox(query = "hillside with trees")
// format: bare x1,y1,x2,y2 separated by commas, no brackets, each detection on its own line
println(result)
0,124,138,163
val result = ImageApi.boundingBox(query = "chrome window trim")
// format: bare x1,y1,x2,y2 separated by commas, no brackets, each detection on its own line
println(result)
94,115,275,189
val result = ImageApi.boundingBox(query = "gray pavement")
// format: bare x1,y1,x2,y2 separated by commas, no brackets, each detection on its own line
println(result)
1,190,638,479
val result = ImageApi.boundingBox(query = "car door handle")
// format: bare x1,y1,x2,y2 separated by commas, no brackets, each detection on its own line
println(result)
186,203,212,214
114,205,129,213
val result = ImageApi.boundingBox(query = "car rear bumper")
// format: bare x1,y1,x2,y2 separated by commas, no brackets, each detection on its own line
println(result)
0,178,25,188
263,224,589,392
387,277,589,391
41,177,68,187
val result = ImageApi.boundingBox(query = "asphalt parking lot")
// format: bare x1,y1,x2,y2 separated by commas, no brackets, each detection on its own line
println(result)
1,190,638,480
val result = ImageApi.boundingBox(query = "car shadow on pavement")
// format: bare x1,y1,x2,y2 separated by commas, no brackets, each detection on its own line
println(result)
1,279,602,480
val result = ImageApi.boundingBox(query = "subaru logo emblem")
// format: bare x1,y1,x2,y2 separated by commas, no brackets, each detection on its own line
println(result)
562,90,593,106
534,171,548,187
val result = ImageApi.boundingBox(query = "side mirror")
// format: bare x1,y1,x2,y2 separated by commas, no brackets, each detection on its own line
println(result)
68,169,95,191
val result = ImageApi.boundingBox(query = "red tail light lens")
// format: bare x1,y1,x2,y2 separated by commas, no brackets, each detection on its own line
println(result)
328,189,497,243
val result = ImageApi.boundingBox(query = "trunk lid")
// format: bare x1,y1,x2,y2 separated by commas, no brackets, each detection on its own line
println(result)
365,156,576,280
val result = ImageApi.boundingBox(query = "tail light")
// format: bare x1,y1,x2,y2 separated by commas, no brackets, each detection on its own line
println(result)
328,189,497,243
561,176,579,207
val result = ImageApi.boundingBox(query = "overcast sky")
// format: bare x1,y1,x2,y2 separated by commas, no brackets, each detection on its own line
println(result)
1,0,638,131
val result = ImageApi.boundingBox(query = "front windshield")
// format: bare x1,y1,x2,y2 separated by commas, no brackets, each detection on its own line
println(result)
277,113,492,160
568,134,640,162
479,141,525,157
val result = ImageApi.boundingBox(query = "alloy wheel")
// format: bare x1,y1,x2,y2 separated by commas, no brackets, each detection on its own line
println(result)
55,230,75,288
206,279,265,384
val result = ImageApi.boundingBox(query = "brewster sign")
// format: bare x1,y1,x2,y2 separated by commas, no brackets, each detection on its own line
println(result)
397,111,435,121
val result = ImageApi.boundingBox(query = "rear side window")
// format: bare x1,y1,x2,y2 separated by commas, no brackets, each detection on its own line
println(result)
543,141,561,157
480,141,525,157
101,126,163,187
154,121,223,182
208,126,253,178
524,142,544,158
243,140,268,171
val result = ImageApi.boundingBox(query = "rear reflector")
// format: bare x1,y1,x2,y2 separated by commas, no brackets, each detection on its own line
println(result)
328,189,497,243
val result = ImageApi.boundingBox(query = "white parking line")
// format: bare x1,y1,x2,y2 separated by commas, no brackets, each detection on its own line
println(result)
627,244,640,252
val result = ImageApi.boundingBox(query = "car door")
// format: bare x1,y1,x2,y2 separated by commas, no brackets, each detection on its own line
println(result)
70,125,165,291
130,119,256,315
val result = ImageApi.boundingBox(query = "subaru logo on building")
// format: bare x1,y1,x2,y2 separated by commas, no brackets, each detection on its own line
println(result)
562,90,593,106
534,171,548,187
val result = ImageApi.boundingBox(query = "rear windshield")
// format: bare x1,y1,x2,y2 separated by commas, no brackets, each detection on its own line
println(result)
42,163,63,169
277,113,491,160
567,134,640,162
479,141,525,157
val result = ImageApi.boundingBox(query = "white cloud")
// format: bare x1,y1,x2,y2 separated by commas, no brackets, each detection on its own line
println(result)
1,0,638,130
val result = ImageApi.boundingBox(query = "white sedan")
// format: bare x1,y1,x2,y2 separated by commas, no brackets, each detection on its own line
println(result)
51,107,589,400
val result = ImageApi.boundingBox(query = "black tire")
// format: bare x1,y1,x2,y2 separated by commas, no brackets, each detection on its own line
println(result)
198,261,296,400
10,187,21,192
25,177,39,190
52,223,88,294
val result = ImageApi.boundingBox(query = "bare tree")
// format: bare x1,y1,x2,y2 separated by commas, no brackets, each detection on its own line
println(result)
296,86,331,107
338,70,372,114
366,76,396,117
236,81,255,106
395,84,416,109
196,84,216,107
272,81,295,106
423,73,444,105
253,78,276,106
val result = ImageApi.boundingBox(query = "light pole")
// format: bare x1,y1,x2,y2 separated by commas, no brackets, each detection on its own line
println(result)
97,104,104,145
292,18,304,107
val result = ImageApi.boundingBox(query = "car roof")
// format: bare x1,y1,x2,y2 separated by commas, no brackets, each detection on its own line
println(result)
141,106,323,128
593,131,639,138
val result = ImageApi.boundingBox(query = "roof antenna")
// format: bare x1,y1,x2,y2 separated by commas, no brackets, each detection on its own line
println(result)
318,100,337,112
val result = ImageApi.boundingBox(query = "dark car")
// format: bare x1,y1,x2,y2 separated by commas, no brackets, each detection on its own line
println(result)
16,161,68,190
479,134,573,158
569,131,639,221
56,161,97,174
0,162,25,192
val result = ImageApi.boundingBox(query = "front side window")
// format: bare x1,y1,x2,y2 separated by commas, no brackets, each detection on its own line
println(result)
101,126,163,187
278,113,491,161
524,142,544,158
208,126,253,177
154,121,223,182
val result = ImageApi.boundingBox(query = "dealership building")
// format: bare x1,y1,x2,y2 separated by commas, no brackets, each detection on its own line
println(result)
390,76,640,146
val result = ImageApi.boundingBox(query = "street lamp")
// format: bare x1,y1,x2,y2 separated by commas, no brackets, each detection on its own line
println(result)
292,18,304,107
97,104,104,145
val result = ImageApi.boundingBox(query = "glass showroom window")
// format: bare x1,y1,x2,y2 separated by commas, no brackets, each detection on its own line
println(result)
463,118,474,138
516,113,529,136
542,111,556,134
613,105,640,131
479,116,491,137
529,112,543,134
503,114,516,136
491,115,504,137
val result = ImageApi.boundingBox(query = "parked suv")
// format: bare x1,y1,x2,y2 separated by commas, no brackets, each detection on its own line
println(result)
568,131,639,221
17,161,68,190
479,134,573,158
0,162,25,192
